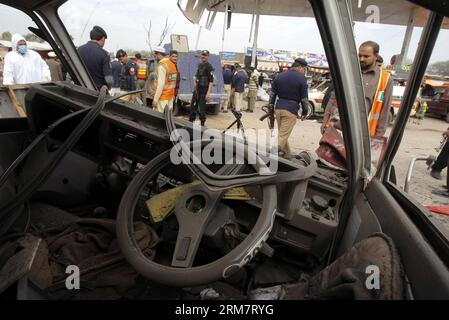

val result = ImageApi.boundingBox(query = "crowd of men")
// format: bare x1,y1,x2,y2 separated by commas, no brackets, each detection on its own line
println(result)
0,26,406,172
76,26,217,126
76,26,180,107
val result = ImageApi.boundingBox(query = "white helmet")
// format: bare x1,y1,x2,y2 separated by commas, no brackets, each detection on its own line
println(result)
153,46,166,55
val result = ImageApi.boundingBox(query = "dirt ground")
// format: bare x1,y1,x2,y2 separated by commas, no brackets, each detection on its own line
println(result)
180,101,449,231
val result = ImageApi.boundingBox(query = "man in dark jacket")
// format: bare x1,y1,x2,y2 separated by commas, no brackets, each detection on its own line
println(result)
222,65,233,113
270,58,311,157
232,64,247,111
111,57,122,96
78,26,112,90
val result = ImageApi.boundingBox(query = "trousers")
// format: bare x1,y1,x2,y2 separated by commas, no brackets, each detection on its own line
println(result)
275,109,297,156
189,86,208,123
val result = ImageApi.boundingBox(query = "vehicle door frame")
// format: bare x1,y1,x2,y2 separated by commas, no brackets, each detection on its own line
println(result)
374,4,449,261
313,0,449,298
310,0,372,261
363,2,449,297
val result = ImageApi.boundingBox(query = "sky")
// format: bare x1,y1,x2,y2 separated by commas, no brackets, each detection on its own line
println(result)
1,0,449,64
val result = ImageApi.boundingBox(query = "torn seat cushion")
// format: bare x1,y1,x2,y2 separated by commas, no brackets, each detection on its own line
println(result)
316,126,348,171
281,233,405,300
31,218,158,300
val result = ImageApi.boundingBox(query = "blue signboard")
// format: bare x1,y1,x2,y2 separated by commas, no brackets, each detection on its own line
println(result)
246,49,271,58
221,51,237,59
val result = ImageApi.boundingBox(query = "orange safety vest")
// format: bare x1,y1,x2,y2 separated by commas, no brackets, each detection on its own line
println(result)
153,58,178,101
368,69,391,137
137,61,147,80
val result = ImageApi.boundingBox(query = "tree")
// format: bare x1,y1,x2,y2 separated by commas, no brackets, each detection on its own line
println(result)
427,60,449,77
1,31,12,41
144,17,175,52
24,33,45,43
144,21,153,52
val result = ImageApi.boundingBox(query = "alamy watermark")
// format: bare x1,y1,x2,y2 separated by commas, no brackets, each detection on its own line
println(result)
365,265,381,290
169,124,280,173
65,265,80,290
357,0,381,24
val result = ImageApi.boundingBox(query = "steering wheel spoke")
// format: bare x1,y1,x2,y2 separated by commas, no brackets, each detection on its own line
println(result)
171,191,218,268
170,163,246,268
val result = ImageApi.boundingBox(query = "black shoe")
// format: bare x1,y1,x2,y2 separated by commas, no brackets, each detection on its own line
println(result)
430,169,443,180
432,189,449,197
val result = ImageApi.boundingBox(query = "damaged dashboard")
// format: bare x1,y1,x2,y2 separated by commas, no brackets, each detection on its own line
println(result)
0,83,347,296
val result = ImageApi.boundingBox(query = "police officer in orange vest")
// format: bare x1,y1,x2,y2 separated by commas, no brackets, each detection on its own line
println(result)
359,41,393,137
152,50,179,113
135,53,148,106
321,41,392,138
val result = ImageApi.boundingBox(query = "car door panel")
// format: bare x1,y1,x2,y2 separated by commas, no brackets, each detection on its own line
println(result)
365,179,449,299
336,194,383,258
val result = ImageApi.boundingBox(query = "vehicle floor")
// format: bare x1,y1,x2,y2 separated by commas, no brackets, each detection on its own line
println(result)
12,201,311,300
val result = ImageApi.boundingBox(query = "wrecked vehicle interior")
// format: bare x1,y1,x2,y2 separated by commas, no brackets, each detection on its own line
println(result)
1,0,449,300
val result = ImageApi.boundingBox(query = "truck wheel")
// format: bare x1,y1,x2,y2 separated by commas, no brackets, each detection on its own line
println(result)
308,101,316,117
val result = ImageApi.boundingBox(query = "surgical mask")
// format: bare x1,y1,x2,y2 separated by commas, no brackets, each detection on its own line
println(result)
17,45,28,55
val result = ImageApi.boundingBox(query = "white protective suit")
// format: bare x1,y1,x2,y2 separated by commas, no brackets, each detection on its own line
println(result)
2,34,51,86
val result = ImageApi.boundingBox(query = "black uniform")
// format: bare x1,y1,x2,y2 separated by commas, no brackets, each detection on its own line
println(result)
78,41,112,90
119,60,137,92
111,60,122,88
190,62,214,125
432,141,449,185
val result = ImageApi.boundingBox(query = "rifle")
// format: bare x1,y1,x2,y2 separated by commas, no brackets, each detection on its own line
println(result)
190,87,199,114
260,103,275,131
223,109,247,143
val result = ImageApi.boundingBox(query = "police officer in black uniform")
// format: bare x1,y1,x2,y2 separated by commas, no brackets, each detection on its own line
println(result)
78,26,113,90
116,49,137,103
189,50,214,126
270,58,311,157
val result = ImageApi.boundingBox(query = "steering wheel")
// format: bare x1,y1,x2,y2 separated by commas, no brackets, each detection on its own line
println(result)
116,147,278,287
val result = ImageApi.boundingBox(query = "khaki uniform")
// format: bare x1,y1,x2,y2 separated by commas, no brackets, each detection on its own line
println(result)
119,91,136,103
247,71,259,111
234,92,244,111
46,58,64,82
156,99,174,113
275,109,297,156
223,84,232,111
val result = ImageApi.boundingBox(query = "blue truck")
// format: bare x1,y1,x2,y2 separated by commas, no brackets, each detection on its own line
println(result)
163,43,227,115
